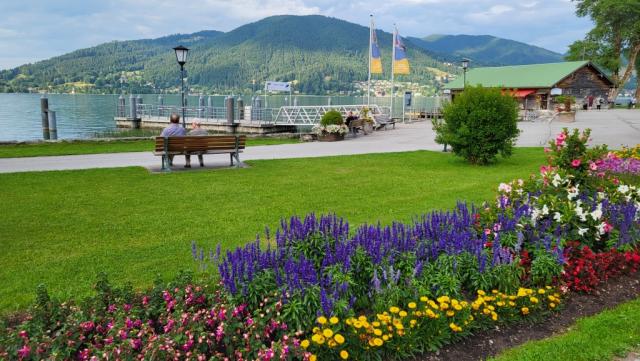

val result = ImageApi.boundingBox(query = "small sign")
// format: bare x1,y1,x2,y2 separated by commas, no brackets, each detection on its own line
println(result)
443,89,451,94
266,81,291,92
550,88,562,95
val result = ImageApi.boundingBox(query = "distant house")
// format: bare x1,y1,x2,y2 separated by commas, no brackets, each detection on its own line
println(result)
444,61,614,110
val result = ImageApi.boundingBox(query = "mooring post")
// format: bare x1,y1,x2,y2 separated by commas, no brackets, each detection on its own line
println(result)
118,95,126,117
198,95,205,119
40,96,50,140
237,98,244,122
207,96,213,119
129,95,137,119
226,96,236,133
157,95,164,117
48,110,57,140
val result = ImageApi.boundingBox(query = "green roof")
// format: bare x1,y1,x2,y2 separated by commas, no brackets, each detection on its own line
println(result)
444,61,609,90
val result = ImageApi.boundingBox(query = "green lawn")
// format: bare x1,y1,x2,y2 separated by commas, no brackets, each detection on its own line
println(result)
0,149,545,313
0,137,299,158
493,297,640,361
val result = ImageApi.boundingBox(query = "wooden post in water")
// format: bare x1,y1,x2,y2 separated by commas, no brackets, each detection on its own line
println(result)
237,98,244,121
48,110,57,140
40,96,50,140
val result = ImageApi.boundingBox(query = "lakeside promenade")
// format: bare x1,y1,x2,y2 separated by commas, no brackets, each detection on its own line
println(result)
0,110,638,174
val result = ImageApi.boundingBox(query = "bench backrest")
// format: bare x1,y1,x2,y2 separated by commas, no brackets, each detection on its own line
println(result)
154,135,247,153
373,114,390,124
350,119,364,127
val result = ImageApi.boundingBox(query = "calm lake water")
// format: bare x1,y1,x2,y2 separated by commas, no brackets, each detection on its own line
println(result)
0,93,438,141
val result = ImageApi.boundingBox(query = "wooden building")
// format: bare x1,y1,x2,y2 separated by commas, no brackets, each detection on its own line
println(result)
444,61,614,110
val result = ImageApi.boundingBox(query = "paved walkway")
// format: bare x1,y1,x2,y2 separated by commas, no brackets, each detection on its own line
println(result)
0,109,638,174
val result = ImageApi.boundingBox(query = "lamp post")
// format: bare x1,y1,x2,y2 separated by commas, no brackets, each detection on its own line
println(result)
173,45,189,128
462,58,470,89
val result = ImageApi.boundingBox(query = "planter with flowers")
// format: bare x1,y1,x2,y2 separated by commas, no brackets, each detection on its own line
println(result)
360,107,375,134
554,95,576,122
313,110,348,141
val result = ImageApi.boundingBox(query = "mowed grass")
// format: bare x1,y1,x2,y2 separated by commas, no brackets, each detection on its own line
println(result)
493,297,640,361
0,148,545,313
0,137,300,158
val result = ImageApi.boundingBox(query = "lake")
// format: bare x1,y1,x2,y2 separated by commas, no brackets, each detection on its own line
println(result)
0,93,439,141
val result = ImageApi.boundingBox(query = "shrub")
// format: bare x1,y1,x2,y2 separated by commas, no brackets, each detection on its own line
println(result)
320,110,344,126
437,85,520,165
555,95,576,112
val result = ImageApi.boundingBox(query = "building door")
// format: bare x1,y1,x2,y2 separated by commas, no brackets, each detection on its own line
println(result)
540,94,548,110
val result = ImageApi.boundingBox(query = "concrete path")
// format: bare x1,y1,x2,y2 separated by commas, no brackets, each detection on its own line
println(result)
0,109,638,174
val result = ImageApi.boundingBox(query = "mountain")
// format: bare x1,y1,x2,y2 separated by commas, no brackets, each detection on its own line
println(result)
0,15,456,95
408,34,564,66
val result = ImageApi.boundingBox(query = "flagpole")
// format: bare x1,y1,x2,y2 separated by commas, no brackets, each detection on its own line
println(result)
367,15,373,107
390,25,396,119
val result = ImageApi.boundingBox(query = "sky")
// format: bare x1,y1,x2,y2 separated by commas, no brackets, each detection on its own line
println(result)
0,0,593,70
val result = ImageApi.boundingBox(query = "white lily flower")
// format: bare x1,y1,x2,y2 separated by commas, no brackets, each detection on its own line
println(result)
618,185,629,194
542,204,550,216
553,212,562,222
578,227,588,236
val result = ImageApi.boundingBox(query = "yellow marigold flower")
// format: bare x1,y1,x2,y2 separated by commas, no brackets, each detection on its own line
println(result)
374,328,382,336
530,297,539,304
410,319,417,327
429,301,439,310
353,321,362,329
538,289,546,294
312,334,325,344
408,302,417,309
483,308,491,315
358,315,367,322
496,301,505,307
549,303,556,308
397,329,405,336
546,286,552,290
334,333,345,344
492,289,498,294
317,316,327,325
488,305,495,311
426,309,436,318
454,304,463,311
468,315,474,321
372,321,380,327
328,340,337,348
340,350,349,360
478,290,486,296
313,326,320,333
420,296,429,302
301,340,310,349
449,323,462,332
373,337,384,346
310,355,317,361
460,301,468,308
446,310,455,317
472,302,481,311
390,306,400,314
440,303,449,310
323,328,333,338
399,311,408,317
517,288,527,297
491,312,498,321
521,307,530,315
415,311,423,317
383,335,389,341
330,316,339,324
437,296,450,303
509,301,516,307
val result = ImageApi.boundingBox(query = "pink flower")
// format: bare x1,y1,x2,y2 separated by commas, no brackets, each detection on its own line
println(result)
246,318,254,326
603,222,614,233
142,296,149,306
18,330,28,339
544,147,551,153
18,345,30,359
571,159,581,168
123,304,132,312
589,162,598,171
80,321,95,332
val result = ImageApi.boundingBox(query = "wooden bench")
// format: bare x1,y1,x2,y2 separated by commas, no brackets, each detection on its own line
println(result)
373,114,397,130
154,135,246,171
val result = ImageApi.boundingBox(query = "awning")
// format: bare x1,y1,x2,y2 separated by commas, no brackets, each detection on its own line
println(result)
511,89,536,98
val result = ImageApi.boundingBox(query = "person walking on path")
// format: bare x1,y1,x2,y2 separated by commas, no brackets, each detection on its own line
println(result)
185,121,208,168
160,113,186,166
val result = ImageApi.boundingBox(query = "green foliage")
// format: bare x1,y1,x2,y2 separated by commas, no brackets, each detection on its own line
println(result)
320,110,344,126
529,252,563,286
436,85,520,165
555,95,576,111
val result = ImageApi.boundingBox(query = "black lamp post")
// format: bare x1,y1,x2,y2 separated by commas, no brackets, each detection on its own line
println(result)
462,58,470,89
173,45,189,128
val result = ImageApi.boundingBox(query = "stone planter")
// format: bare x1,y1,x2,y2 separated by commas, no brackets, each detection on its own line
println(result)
556,111,576,123
363,122,374,135
318,132,345,142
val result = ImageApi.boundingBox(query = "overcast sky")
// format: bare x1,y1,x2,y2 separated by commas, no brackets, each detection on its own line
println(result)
0,0,592,70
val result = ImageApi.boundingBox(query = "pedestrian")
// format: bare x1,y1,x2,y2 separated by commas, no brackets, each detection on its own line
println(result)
588,95,594,110
632,97,637,109
185,121,208,168
160,113,186,167
596,96,603,110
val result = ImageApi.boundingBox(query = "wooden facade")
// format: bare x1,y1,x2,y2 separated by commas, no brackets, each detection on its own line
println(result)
555,64,612,100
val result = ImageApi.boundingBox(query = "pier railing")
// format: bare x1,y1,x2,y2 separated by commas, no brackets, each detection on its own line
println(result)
272,104,390,125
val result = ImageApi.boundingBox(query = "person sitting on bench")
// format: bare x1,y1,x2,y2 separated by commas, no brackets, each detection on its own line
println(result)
185,121,208,168
160,113,186,166
345,111,359,134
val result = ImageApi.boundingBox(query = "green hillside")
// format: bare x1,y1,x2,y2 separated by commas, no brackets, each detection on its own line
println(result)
409,34,564,66
0,15,457,95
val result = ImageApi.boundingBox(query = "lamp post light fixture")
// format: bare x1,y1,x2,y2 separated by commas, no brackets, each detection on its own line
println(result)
173,45,189,128
462,58,471,89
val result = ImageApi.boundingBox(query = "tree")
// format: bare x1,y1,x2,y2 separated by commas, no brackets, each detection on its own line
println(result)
567,0,640,100
435,86,520,165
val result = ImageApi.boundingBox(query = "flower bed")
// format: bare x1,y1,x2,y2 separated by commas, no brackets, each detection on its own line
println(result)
1,129,639,361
